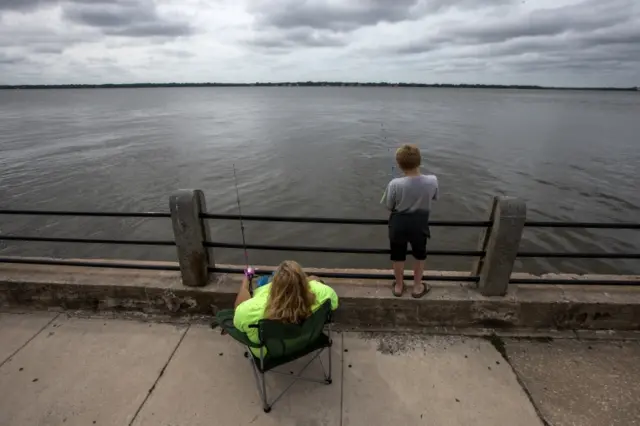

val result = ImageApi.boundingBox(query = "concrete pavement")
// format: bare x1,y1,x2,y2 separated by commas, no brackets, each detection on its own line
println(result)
0,312,186,426
505,338,640,426
341,333,540,426
0,312,638,426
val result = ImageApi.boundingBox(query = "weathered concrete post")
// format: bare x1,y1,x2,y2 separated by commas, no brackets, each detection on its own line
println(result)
169,189,212,287
473,196,526,296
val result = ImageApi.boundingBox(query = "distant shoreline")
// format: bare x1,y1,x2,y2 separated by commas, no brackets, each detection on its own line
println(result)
1,82,637,91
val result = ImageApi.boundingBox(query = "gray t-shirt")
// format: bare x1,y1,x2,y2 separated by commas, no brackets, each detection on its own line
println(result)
381,174,439,213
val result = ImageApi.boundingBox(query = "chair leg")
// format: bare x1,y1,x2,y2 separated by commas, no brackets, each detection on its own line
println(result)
247,347,271,413
326,345,332,384
325,325,333,384
247,342,333,412
261,371,270,413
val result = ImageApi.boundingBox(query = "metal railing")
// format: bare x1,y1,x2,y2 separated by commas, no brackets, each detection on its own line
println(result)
1,206,639,286
205,241,484,257
523,221,640,229
0,256,181,271
0,235,175,246
0,209,171,218
0,209,177,271
201,212,491,227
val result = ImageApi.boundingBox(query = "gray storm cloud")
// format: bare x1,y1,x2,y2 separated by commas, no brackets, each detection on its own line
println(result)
61,0,193,37
0,0,638,86
0,0,53,11
249,0,516,32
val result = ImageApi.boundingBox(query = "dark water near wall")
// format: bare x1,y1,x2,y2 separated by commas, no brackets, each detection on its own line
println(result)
1,87,639,274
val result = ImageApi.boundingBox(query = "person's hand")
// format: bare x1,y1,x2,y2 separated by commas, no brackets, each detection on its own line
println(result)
235,267,256,307
244,267,256,279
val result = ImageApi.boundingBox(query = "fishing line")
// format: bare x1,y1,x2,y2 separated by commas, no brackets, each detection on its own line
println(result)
381,122,396,178
232,164,253,292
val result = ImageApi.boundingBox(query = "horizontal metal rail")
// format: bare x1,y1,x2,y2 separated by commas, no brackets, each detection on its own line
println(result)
207,243,639,259
202,213,640,229
0,257,180,271
8,235,634,259
524,221,640,229
517,252,640,259
201,213,490,227
205,241,483,256
0,235,175,246
509,277,640,285
210,266,480,282
0,209,170,218
2,209,638,229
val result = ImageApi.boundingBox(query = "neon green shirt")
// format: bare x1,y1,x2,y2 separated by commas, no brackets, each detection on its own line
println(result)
233,280,339,356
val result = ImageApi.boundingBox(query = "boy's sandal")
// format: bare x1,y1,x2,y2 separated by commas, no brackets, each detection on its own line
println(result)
391,281,405,297
411,282,431,299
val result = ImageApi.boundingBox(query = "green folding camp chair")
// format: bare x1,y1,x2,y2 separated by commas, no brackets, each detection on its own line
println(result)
216,301,333,413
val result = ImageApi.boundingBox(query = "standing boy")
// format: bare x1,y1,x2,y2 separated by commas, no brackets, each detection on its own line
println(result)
381,144,438,298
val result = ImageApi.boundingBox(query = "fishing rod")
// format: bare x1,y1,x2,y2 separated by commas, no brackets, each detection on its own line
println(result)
232,164,254,293
381,122,396,178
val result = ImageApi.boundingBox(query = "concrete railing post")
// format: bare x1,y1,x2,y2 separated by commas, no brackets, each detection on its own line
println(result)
169,189,212,287
473,196,526,296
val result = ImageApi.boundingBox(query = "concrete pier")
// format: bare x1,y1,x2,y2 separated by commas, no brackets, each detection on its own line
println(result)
1,311,639,426
1,261,640,331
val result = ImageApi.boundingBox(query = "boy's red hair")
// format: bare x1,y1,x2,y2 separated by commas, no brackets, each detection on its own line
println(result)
396,144,421,171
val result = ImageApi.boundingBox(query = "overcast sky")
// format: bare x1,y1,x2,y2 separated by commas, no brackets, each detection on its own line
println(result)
0,0,638,86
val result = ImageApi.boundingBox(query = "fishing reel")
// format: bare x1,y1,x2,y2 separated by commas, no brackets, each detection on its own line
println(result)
245,266,256,295
244,267,256,279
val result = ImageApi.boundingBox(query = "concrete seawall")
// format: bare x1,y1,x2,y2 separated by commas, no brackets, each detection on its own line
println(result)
1,260,639,331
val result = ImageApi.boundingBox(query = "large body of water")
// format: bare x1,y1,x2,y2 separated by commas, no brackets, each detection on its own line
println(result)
0,87,638,275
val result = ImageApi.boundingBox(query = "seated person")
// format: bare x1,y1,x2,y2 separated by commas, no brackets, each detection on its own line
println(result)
225,260,338,356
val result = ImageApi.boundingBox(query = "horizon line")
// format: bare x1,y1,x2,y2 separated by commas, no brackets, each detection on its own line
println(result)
1,82,638,91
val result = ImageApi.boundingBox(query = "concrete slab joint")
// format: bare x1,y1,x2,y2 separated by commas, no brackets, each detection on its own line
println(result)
477,196,527,297
169,189,211,287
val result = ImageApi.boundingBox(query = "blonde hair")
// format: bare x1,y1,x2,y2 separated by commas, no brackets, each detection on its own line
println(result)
396,144,421,171
265,260,316,324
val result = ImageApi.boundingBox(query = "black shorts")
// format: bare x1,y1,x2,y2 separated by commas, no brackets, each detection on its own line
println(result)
388,211,430,262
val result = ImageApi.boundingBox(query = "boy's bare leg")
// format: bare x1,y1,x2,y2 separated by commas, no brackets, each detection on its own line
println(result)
413,259,426,293
393,261,404,293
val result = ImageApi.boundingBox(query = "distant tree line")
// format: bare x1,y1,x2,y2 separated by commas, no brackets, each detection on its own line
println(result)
0,82,637,91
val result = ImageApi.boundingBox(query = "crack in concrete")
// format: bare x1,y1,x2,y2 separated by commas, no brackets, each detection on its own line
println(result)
127,324,191,426
0,312,60,369
487,335,553,426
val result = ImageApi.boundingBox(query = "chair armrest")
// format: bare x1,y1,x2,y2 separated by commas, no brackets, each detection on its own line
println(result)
220,323,262,348
233,332,263,348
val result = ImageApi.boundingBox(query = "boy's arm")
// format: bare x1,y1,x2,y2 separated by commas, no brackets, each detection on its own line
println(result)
432,176,439,201
380,182,396,211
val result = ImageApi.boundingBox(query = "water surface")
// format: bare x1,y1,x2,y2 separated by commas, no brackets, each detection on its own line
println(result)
1,87,638,274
